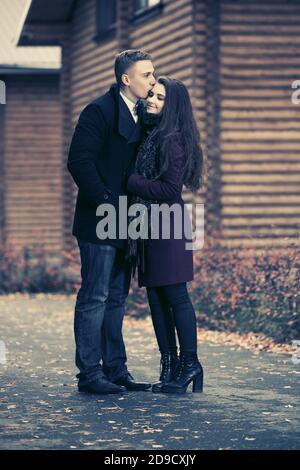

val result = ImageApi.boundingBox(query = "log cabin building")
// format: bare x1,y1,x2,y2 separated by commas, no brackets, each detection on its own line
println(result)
0,0,62,254
12,0,300,255
0,65,62,253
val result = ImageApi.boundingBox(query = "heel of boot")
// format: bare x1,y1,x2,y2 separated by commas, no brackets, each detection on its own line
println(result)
192,372,203,393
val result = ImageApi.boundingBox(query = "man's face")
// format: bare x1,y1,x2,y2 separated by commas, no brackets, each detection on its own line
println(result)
122,60,156,100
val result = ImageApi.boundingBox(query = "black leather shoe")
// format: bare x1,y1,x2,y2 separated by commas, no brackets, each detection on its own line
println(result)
161,352,204,394
152,352,180,393
113,371,151,391
78,376,126,394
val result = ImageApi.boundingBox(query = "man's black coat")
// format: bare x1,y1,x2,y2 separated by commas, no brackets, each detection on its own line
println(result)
67,83,144,249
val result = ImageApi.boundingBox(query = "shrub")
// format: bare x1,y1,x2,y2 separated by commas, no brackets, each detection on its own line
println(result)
190,236,300,343
0,243,80,294
0,238,299,343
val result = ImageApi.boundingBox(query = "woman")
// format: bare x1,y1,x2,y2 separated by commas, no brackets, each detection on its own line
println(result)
126,77,205,394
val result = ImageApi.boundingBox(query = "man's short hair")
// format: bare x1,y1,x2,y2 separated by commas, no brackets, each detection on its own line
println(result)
114,49,152,87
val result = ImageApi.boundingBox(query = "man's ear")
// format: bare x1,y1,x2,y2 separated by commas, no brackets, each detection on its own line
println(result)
121,73,130,87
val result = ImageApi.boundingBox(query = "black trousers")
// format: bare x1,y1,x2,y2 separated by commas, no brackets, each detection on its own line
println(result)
146,282,198,355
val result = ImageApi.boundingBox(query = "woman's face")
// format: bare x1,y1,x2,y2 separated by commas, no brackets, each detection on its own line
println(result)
146,82,166,114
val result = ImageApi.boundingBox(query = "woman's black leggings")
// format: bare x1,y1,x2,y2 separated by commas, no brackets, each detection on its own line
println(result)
146,282,197,354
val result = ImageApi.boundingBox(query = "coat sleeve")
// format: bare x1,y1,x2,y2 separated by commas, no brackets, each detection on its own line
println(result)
126,147,184,201
67,103,117,206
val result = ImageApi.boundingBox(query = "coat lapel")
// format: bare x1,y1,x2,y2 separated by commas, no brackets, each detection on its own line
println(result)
118,95,137,141
109,83,142,144
127,117,142,144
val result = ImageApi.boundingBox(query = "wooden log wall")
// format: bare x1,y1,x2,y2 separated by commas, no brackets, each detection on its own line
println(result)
62,0,300,251
2,74,63,253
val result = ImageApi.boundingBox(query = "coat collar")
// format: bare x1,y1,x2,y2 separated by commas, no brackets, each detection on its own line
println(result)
109,83,142,143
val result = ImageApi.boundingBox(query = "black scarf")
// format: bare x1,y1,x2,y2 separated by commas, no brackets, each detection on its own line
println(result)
125,111,162,277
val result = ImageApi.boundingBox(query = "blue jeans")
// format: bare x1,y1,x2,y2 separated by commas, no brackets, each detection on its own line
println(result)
74,239,131,383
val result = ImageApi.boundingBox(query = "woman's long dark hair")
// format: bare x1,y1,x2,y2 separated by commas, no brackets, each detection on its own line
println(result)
148,76,205,192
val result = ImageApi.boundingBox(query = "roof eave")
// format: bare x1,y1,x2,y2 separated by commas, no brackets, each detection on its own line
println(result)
0,65,61,75
17,0,75,46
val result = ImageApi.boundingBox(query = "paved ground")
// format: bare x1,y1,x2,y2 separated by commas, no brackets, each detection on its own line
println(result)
0,295,299,450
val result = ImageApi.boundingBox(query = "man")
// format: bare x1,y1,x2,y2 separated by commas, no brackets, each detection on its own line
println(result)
67,50,156,394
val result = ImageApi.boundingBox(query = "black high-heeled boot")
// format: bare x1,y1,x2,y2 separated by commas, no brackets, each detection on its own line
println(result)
152,351,180,393
161,352,203,394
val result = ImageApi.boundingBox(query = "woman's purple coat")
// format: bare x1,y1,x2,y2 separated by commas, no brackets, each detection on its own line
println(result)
127,149,194,288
